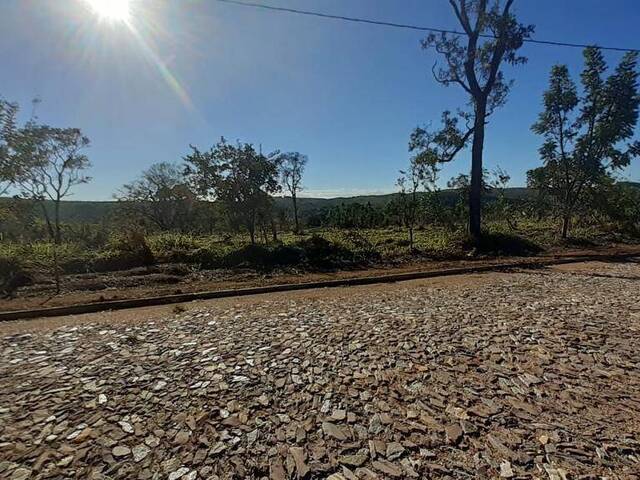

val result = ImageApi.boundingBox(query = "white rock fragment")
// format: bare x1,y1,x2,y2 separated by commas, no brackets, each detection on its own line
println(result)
153,380,167,391
132,444,150,462
118,421,134,434
168,467,191,480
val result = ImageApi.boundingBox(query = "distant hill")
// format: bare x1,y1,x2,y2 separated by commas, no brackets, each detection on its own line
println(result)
288,187,534,217
3,183,638,224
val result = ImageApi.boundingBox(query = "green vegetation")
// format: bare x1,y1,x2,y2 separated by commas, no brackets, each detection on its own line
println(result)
1,213,637,284
529,47,640,238
1,31,639,298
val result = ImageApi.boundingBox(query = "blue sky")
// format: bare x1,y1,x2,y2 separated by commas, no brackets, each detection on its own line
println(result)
1,0,639,200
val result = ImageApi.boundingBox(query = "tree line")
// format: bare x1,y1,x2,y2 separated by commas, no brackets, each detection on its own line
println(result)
2,0,640,261
115,140,308,243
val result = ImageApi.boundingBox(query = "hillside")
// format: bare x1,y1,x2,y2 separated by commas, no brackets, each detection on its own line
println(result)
1,187,538,224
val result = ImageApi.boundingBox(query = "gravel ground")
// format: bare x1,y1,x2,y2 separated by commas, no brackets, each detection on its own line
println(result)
1,260,640,479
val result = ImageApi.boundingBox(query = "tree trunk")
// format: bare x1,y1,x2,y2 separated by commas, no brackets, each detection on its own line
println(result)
409,226,414,250
52,199,62,295
469,99,487,243
52,243,60,295
561,215,570,239
40,202,54,241
54,199,61,245
292,193,299,233
249,211,256,244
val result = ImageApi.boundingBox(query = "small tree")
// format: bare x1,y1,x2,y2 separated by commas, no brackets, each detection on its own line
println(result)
416,0,533,241
116,162,196,232
0,99,20,196
529,48,640,238
487,167,515,228
16,125,91,293
184,138,281,244
279,152,307,233
396,157,438,249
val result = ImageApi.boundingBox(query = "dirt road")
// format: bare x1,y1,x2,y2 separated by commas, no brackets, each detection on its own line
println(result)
1,260,639,478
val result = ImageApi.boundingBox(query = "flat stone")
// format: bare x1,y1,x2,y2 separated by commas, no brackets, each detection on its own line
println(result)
322,422,348,441
168,467,190,480
445,424,463,445
338,454,368,467
112,445,131,457
371,460,402,477
132,444,150,462
386,442,405,460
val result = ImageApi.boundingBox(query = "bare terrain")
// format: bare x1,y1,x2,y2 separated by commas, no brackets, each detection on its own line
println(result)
1,260,640,479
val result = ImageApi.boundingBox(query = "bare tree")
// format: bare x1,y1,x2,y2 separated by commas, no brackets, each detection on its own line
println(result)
417,0,533,242
16,125,91,293
280,152,307,233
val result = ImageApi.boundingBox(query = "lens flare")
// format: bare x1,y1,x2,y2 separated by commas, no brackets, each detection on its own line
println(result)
85,0,130,22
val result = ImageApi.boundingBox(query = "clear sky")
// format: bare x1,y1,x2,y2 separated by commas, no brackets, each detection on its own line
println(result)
1,0,639,200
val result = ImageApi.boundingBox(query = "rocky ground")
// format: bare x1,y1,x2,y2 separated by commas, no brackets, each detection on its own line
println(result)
1,260,640,479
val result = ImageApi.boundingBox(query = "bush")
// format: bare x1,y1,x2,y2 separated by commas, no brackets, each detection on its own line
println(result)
270,244,304,266
148,233,203,255
296,234,369,268
93,231,155,272
182,247,223,268
468,231,543,256
221,244,302,269
222,244,271,268
0,257,32,298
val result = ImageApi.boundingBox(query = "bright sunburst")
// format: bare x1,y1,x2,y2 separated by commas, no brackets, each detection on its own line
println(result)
85,0,130,22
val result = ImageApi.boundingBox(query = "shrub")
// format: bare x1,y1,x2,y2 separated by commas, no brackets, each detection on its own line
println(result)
0,257,32,298
296,234,367,268
219,243,303,270
182,247,223,268
94,231,155,272
222,244,269,267
148,233,203,256
270,244,304,266
467,231,543,256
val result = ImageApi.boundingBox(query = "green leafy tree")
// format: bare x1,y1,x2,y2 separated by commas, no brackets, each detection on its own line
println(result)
184,138,281,244
279,152,307,233
587,180,640,234
116,162,196,232
487,167,515,228
529,48,640,238
396,157,438,249
0,99,20,196
415,0,533,241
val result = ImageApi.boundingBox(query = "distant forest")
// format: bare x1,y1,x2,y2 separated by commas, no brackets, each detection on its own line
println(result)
1,186,541,224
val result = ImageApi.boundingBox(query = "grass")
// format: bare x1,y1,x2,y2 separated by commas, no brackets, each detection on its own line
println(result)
0,220,634,278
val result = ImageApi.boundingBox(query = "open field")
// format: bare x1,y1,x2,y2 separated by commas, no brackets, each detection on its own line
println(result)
1,259,640,478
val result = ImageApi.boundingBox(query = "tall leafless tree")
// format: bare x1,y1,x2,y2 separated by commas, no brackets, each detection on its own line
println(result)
279,152,307,233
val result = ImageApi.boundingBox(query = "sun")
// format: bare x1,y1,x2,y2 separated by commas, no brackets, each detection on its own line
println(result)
85,0,130,22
